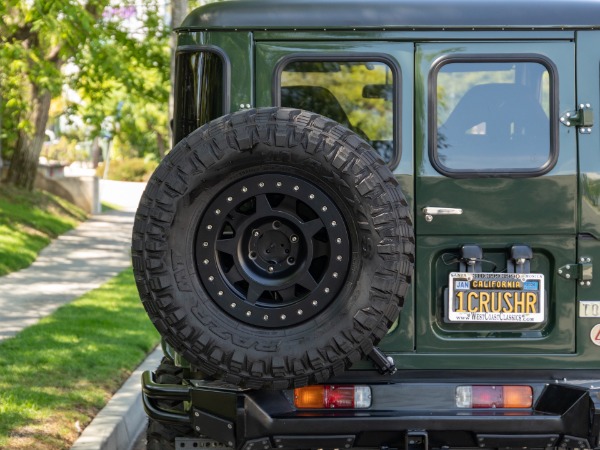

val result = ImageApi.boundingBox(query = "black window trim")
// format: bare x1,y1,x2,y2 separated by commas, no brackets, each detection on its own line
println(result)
173,44,231,144
428,53,559,178
273,52,402,170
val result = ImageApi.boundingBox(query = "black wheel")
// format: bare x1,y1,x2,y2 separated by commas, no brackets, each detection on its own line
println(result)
133,108,414,389
196,172,351,328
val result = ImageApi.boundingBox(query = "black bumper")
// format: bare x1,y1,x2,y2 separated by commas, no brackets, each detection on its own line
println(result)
141,370,600,450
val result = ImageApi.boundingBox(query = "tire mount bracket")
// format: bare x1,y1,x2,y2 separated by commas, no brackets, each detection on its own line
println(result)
368,346,397,375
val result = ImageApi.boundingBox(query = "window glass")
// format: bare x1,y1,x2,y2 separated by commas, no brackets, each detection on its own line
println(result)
281,61,395,163
434,61,551,173
174,51,224,145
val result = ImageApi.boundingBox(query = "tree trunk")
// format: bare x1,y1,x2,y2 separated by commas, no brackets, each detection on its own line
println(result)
157,131,166,159
91,136,101,168
169,0,188,150
6,85,52,191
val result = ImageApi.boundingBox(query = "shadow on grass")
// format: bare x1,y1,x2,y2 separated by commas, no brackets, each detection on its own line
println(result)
0,223,50,276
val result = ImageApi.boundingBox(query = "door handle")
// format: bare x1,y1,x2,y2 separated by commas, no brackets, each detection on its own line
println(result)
422,206,463,222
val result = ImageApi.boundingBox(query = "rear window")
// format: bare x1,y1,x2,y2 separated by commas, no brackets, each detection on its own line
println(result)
279,59,398,165
431,58,556,177
173,49,225,145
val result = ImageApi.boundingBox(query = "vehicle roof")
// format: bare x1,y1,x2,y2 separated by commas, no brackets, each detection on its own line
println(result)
180,0,600,31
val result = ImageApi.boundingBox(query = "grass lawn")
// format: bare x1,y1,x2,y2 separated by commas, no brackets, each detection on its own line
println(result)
0,185,87,276
0,268,160,450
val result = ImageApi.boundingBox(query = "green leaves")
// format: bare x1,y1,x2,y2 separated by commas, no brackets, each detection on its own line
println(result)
1,0,172,187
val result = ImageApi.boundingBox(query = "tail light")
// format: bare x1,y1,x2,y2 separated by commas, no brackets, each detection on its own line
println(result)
456,385,533,408
294,385,372,409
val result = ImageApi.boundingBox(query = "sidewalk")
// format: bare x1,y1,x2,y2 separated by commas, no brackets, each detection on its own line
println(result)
0,209,135,341
0,179,146,341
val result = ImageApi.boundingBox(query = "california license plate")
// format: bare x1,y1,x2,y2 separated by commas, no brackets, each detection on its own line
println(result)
447,272,545,323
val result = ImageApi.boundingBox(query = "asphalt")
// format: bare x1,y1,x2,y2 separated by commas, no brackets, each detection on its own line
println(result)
0,179,156,449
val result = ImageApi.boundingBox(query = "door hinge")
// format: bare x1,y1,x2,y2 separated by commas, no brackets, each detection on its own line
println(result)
560,103,593,134
558,257,593,285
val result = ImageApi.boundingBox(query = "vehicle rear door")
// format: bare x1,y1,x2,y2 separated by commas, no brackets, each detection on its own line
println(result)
255,39,416,352
413,41,577,363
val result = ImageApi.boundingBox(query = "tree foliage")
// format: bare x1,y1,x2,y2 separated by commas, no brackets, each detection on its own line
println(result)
0,0,170,189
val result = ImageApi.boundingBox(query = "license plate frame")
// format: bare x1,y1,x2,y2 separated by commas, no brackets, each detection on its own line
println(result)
447,272,545,323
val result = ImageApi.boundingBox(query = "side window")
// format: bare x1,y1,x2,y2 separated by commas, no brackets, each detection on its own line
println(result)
173,50,225,145
432,58,555,176
279,60,397,165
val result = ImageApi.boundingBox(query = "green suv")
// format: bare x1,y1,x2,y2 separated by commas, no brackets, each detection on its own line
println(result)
132,1,600,449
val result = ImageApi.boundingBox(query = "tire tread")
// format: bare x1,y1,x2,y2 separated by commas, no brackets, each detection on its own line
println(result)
132,108,415,389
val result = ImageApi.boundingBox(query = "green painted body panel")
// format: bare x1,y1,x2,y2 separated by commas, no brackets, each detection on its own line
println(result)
414,235,575,354
576,31,600,363
578,31,600,240
415,41,577,236
254,31,574,42
405,41,579,368
175,26,600,371
179,0,600,31
178,31,254,114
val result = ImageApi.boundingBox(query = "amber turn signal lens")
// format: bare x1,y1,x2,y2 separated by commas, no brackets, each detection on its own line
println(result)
503,385,534,408
294,385,325,409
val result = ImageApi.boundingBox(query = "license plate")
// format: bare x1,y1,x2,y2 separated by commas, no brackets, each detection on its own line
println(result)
447,272,545,323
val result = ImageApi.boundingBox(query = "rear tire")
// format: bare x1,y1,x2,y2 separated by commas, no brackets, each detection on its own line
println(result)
133,108,414,389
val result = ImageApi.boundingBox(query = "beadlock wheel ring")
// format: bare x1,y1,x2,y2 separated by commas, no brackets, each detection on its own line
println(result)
196,173,351,328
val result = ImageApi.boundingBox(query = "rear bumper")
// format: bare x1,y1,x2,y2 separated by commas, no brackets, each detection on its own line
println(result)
141,370,600,450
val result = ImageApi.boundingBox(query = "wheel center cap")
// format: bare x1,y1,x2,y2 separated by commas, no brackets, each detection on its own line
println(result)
257,230,291,264
249,220,300,271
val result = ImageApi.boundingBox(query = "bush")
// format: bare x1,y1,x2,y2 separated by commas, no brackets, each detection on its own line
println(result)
96,157,158,182
41,136,88,164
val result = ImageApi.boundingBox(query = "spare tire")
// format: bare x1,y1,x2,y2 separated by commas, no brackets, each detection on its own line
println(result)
132,108,414,389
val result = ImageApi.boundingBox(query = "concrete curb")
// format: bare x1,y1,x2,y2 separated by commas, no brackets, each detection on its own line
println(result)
71,347,163,450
